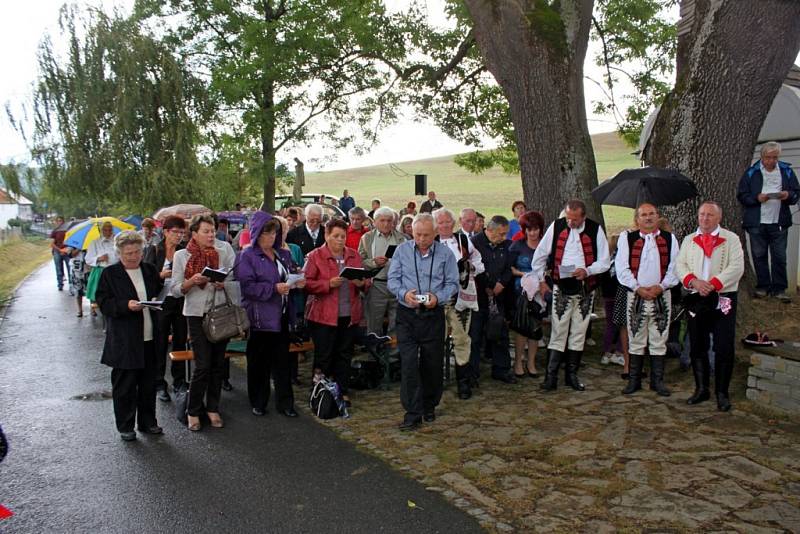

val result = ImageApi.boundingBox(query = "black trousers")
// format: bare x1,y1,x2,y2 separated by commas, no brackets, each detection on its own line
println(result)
187,317,228,416
396,305,445,422
688,292,737,395
247,326,293,411
154,297,188,390
309,317,355,395
111,341,157,432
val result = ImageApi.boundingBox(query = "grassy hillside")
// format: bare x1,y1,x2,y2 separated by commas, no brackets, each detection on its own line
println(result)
305,132,639,233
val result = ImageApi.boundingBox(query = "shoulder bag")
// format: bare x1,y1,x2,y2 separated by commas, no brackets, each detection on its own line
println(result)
202,286,250,343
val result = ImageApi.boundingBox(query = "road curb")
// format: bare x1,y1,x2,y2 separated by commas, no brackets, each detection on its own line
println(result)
0,261,49,333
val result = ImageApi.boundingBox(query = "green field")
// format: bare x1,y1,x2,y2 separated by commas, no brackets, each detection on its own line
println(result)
305,132,638,233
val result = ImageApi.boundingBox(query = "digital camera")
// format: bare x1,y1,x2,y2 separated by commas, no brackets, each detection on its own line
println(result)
415,294,430,305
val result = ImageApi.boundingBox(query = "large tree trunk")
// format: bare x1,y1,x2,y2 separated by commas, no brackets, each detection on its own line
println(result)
464,0,602,224
643,0,800,238
260,83,277,213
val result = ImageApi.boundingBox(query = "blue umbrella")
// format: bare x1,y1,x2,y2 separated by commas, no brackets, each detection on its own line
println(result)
64,217,136,250
123,215,143,229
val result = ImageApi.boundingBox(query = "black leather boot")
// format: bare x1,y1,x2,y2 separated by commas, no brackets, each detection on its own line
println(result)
622,354,643,395
455,364,472,400
540,350,562,391
564,350,586,391
687,357,710,405
649,355,671,397
716,392,732,412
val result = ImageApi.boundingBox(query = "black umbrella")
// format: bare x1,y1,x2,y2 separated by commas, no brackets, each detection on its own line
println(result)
591,166,699,208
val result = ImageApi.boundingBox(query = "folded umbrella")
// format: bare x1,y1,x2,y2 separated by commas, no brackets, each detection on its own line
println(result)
592,166,698,208
64,217,136,250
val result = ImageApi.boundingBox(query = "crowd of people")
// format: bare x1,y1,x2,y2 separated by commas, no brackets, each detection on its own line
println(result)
48,141,798,440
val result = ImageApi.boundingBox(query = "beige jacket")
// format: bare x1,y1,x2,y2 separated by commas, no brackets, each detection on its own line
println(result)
675,227,744,293
358,229,407,279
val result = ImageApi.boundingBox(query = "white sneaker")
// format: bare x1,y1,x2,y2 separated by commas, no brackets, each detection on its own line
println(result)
609,354,626,366
585,338,596,346
600,353,612,365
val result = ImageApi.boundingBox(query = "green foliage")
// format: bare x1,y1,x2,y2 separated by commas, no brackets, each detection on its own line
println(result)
591,0,678,147
26,5,211,216
136,0,414,211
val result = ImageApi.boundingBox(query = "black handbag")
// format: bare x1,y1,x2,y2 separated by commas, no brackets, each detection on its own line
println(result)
202,286,250,343
510,291,544,340
485,296,506,342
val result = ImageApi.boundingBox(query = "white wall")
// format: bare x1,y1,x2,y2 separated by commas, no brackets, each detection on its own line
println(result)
0,204,19,229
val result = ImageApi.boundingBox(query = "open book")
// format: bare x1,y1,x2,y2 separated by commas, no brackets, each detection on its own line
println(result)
137,300,164,310
340,267,379,281
201,266,230,283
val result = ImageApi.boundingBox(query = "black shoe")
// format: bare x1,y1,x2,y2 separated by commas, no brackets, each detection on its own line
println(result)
221,379,233,391
282,408,299,418
716,393,732,412
565,351,586,391
423,412,435,422
649,356,671,397
528,372,539,379
120,431,137,441
399,419,421,431
157,389,171,402
252,408,266,416
458,389,472,400
622,354,643,395
138,425,163,435
514,372,526,379
58,286,63,291
492,373,518,384
469,377,480,389
687,389,710,405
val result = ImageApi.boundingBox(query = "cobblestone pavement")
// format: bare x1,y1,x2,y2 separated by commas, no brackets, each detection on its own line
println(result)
305,353,800,533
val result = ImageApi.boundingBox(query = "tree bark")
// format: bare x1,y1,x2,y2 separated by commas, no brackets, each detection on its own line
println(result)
464,0,602,224
643,0,800,238
260,82,277,213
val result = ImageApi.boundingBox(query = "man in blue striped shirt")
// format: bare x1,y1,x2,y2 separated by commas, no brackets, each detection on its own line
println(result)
388,213,459,430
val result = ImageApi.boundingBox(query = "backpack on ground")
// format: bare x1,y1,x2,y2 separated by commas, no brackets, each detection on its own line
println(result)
309,378,341,419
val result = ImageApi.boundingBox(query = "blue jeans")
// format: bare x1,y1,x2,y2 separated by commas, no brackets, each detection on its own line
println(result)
52,250,71,289
747,224,788,293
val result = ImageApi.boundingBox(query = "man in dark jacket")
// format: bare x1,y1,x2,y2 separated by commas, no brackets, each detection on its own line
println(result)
469,215,516,384
339,189,356,217
286,203,325,256
737,141,800,302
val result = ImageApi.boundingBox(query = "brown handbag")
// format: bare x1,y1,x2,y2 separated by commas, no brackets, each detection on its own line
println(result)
202,287,250,342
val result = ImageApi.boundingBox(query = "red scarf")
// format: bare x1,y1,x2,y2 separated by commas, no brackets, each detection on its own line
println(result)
693,233,723,258
185,238,219,289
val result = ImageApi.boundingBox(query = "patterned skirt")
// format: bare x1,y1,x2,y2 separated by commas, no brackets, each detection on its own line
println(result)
612,284,628,327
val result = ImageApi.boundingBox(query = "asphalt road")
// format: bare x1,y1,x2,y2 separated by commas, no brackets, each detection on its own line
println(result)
0,264,482,533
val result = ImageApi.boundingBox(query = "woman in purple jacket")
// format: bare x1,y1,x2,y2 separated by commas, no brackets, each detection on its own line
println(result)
236,212,305,417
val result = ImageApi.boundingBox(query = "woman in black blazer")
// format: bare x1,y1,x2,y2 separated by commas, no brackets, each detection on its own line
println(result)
96,231,162,442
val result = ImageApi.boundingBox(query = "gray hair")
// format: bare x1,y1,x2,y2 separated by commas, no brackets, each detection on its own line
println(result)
348,206,366,218
114,230,144,252
760,141,781,157
699,200,723,216
304,203,323,217
460,208,476,218
373,206,395,220
433,207,455,223
486,215,510,230
412,212,435,228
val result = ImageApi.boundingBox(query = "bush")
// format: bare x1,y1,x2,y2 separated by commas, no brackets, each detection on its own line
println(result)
6,218,32,232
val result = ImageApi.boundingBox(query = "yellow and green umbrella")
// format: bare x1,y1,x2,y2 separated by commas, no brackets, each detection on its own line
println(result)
64,217,136,250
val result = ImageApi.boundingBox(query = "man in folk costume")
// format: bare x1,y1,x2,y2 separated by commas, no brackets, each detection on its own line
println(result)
532,199,610,391
676,201,744,412
615,203,680,396
433,208,485,400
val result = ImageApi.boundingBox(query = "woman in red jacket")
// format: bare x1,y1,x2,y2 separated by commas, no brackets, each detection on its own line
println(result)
304,219,366,407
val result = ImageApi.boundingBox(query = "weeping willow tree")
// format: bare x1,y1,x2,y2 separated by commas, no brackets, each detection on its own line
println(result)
28,5,212,216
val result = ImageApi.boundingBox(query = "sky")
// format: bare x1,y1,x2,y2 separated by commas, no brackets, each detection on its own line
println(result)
0,0,781,175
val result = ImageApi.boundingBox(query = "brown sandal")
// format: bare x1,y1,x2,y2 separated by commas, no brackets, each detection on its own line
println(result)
207,412,224,428
187,415,202,431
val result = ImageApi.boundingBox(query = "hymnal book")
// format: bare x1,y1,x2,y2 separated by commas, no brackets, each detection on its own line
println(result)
558,264,576,278
138,300,164,310
385,244,398,258
201,267,229,283
340,267,375,281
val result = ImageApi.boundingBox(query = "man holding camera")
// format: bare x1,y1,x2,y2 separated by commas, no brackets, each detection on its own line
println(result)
388,213,459,431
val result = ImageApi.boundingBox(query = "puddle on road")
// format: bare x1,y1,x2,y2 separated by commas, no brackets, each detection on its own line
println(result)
70,391,112,401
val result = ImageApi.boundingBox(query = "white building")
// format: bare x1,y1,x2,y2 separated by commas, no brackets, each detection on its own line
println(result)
0,187,34,229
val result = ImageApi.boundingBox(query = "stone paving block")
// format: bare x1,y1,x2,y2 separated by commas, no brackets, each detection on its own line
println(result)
759,381,792,396
746,387,760,401
610,485,725,528
621,460,650,484
735,501,800,531
747,375,759,388
706,455,781,484
440,472,499,511
661,465,716,490
772,394,800,412
785,360,800,378
749,366,775,379
724,522,785,534
700,480,754,508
